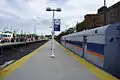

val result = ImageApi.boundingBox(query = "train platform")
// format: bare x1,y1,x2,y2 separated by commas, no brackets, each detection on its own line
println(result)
0,40,118,80
0,41,39,47
0,42,23,46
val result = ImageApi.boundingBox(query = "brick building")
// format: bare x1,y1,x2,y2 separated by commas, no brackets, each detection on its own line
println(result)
84,14,97,28
84,1,120,28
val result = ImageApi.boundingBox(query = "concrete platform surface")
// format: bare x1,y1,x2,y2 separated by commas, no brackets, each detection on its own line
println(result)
4,40,100,80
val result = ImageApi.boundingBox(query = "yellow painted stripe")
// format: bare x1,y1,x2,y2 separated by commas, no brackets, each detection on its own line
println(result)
57,42,118,80
0,41,48,80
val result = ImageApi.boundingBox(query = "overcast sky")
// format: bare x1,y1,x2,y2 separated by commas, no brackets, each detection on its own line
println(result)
0,0,119,35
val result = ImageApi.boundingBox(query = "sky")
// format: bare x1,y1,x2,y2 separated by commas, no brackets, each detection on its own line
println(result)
0,0,119,35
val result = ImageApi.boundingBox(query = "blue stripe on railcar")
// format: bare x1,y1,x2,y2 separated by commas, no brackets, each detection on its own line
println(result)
62,40,104,55
66,40,82,47
87,43,104,55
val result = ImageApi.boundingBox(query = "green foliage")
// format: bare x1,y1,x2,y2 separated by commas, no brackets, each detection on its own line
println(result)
45,35,52,39
67,27,76,34
76,21,88,32
55,27,76,42
4,31,12,33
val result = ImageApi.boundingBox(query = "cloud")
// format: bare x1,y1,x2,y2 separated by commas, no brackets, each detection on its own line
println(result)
0,0,119,35
47,0,68,5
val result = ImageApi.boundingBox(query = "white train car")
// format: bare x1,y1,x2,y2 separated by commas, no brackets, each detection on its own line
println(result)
0,32,13,42
61,23,120,77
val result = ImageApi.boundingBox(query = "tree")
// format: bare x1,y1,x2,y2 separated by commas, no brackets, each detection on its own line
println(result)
45,35,52,40
67,27,75,34
76,20,88,32
55,27,76,42
4,31,12,33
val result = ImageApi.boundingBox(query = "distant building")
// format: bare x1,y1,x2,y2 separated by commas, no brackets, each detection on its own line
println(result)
84,1,120,28
84,14,97,28
106,1,120,24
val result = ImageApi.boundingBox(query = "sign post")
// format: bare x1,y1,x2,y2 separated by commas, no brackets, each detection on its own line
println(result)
46,7,61,58
50,19,61,58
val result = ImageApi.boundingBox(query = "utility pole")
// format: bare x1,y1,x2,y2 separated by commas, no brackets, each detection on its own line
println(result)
34,26,36,35
104,0,107,25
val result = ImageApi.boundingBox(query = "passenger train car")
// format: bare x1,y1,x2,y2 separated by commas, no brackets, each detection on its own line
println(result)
0,32,13,42
61,23,120,78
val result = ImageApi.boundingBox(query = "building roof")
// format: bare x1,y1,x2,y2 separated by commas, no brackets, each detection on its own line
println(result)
98,1,120,15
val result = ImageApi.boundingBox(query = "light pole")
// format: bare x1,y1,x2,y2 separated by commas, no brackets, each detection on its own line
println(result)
34,26,36,35
46,7,61,57
66,25,69,31
21,29,23,38
104,0,107,25
104,0,106,7
34,17,41,35
4,25,9,32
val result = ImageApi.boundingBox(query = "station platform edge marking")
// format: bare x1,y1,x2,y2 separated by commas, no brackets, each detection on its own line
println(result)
57,41,118,80
0,41,49,80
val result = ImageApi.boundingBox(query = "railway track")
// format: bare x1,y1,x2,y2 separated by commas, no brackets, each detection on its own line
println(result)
0,40,48,69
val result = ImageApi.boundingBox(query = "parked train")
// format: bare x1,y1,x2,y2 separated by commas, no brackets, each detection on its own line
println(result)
0,32,13,43
61,23,120,78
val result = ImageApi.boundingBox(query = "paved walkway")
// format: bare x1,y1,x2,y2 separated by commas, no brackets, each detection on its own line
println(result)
4,40,100,80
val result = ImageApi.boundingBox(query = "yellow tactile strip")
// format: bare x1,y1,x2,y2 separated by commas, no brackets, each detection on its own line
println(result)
57,42,119,80
0,41,48,80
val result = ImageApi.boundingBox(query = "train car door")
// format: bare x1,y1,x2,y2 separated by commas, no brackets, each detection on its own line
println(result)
104,23,120,78
82,36,87,58
65,37,66,47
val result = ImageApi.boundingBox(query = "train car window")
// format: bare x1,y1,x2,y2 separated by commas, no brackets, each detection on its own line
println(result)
1,34,3,37
3,35,6,37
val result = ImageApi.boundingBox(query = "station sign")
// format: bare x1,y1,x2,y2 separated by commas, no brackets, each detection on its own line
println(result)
54,19,61,31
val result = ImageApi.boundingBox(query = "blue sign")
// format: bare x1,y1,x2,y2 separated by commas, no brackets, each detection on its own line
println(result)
54,19,60,31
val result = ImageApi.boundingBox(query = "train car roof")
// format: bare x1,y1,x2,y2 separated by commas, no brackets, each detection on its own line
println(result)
0,32,13,35
62,23,120,38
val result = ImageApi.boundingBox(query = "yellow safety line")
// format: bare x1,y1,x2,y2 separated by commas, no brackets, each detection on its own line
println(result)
0,41,48,80
57,42,118,80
